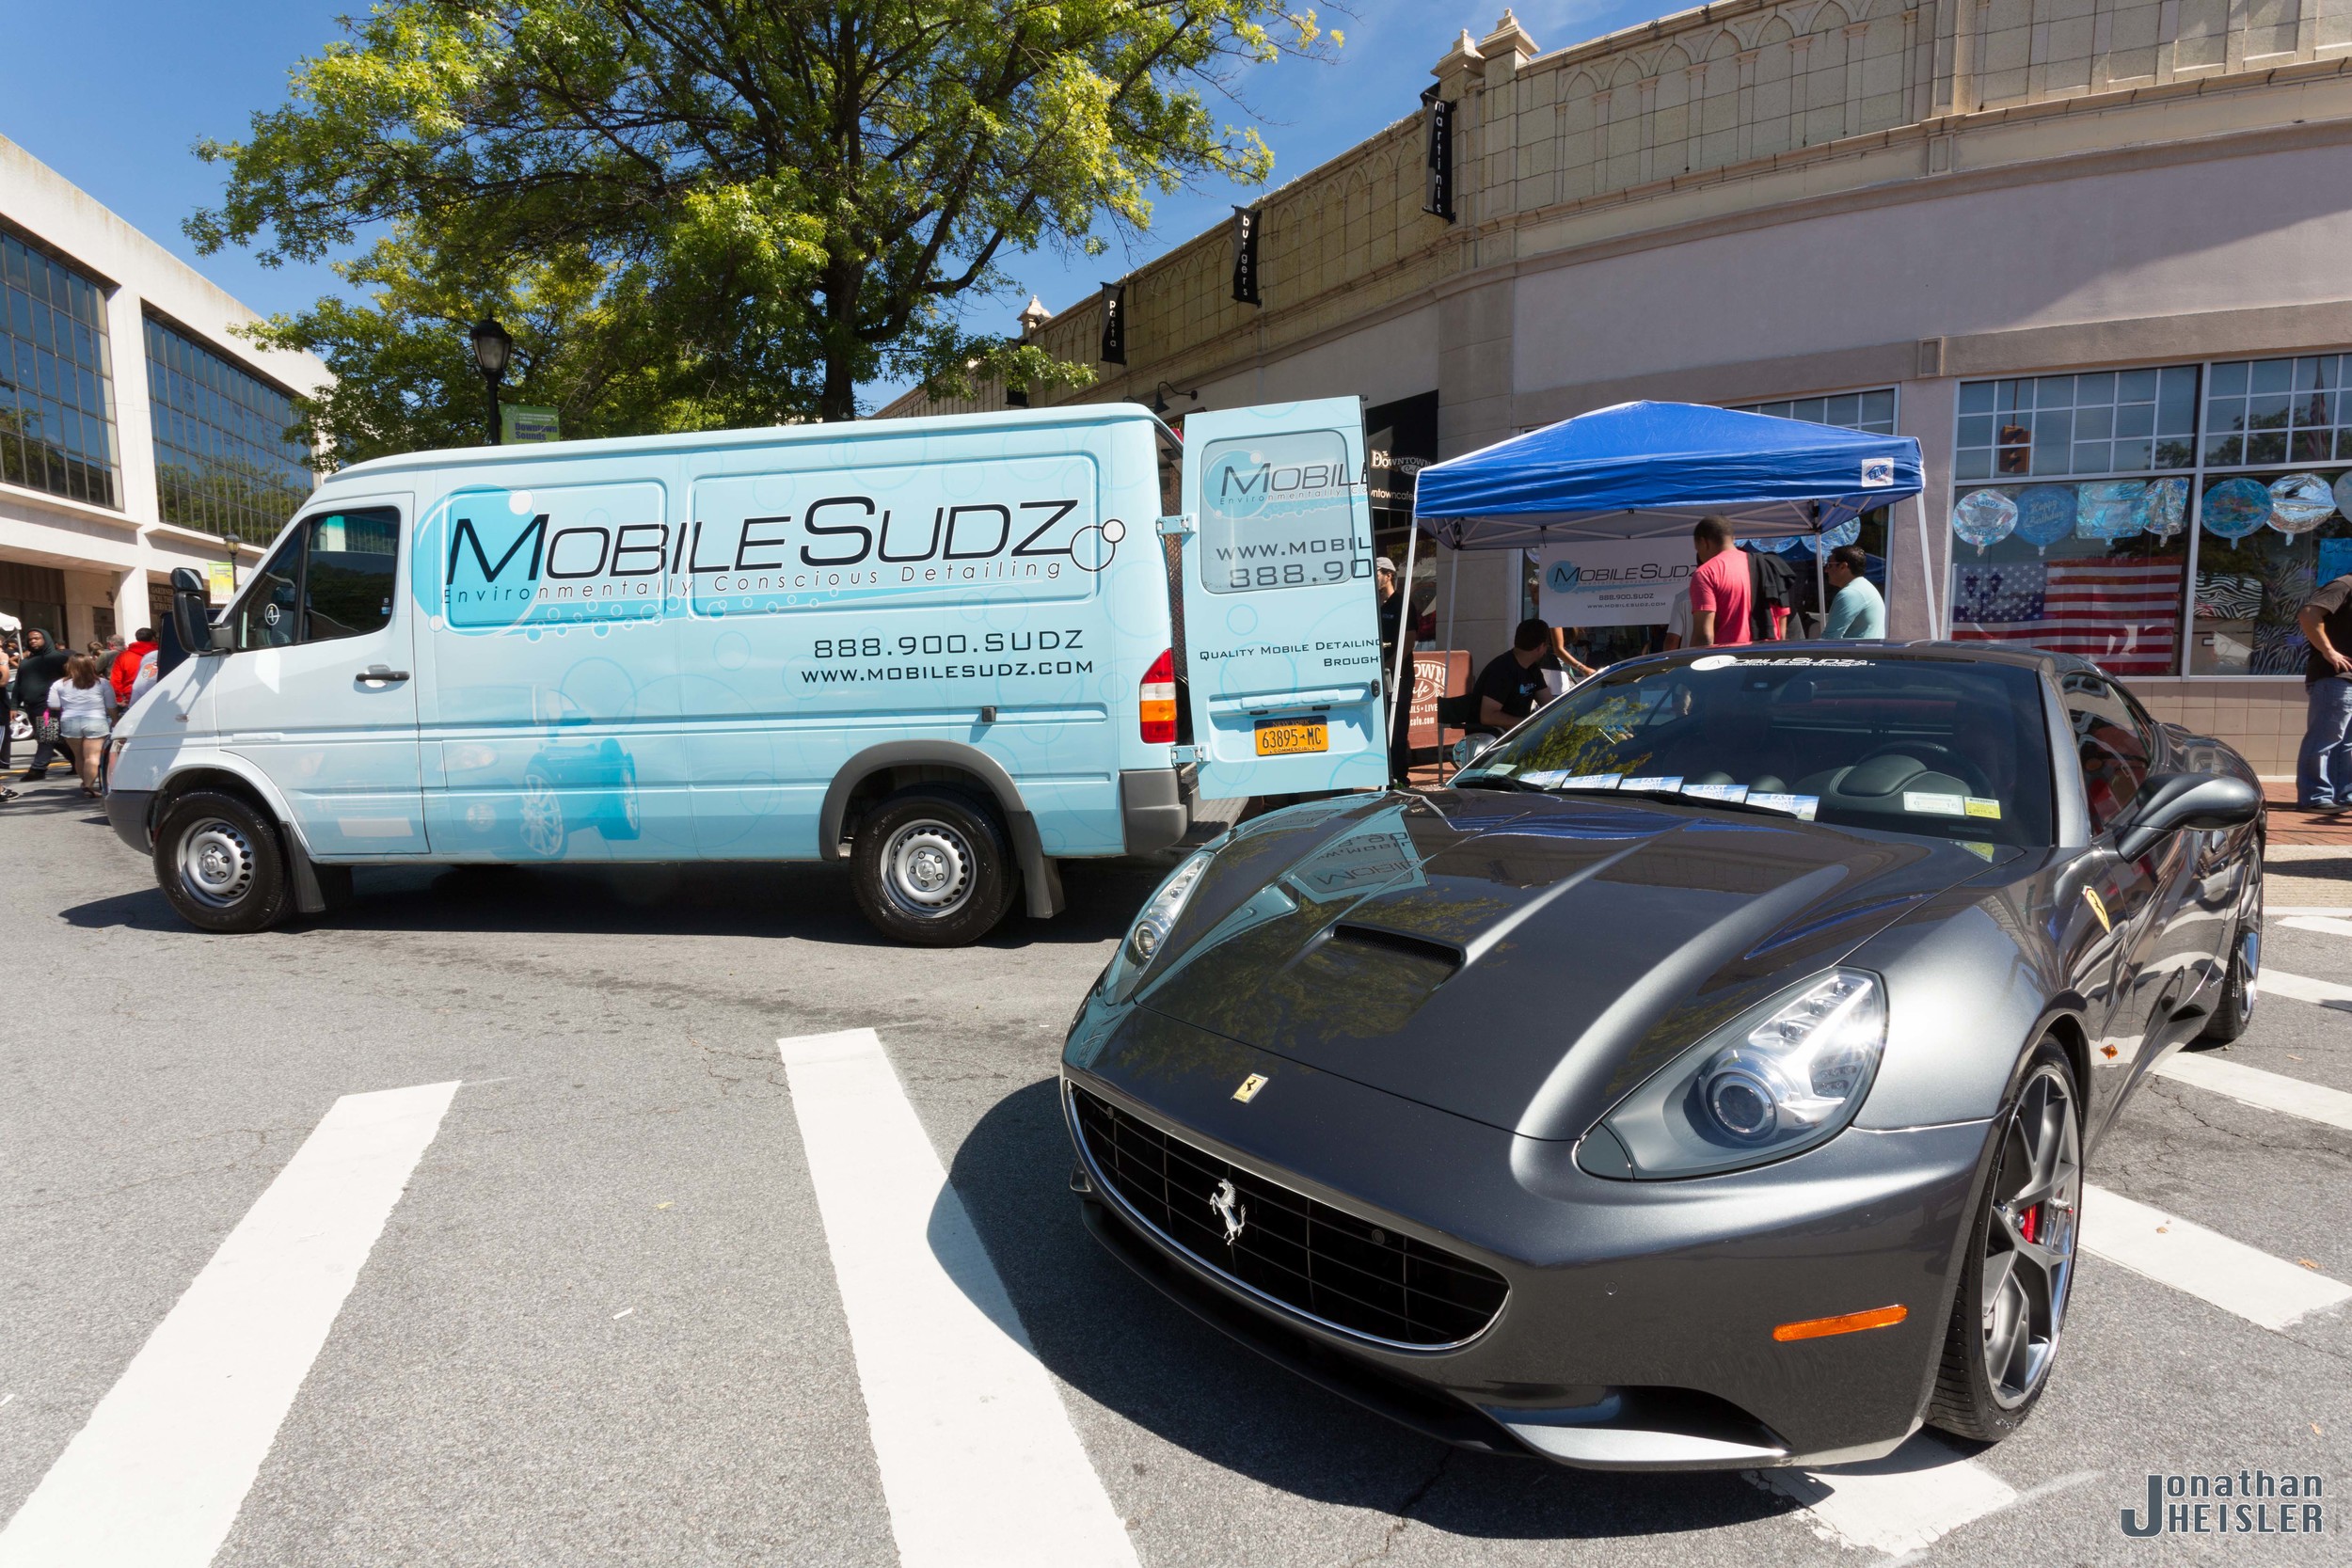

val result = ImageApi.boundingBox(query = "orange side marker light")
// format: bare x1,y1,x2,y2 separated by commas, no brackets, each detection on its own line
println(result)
1772,1304,1908,1342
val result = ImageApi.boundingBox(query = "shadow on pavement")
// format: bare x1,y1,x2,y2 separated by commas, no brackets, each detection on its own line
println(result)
946,1079,1795,1541
61,852,1174,948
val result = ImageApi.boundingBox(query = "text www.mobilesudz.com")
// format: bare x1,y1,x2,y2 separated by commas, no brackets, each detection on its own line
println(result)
803,660,1094,683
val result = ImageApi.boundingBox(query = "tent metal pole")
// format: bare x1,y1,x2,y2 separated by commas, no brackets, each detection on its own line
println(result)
1387,520,1422,785
1438,544,1461,783
1913,493,1941,640
1813,535,1827,636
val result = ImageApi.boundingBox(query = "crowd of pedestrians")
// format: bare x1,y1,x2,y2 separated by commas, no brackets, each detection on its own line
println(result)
1,625,163,801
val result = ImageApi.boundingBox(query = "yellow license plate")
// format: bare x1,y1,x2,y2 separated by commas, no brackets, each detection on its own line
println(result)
1254,718,1328,756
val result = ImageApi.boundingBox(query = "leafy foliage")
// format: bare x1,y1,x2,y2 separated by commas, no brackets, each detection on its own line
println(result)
196,0,1338,459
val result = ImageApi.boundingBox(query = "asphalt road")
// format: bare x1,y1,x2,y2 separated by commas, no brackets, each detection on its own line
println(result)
2,772,2346,1567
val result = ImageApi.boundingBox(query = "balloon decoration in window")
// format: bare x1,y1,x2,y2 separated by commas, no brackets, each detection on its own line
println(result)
2013,484,2076,555
2201,477,2273,540
2075,480,2146,540
1950,489,2017,554
2134,476,2188,540
2266,472,2336,534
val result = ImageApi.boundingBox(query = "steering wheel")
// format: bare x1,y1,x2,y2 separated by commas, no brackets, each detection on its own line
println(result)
1851,741,1994,798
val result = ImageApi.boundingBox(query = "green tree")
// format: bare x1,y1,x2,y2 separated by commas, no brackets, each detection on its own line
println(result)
195,0,1338,460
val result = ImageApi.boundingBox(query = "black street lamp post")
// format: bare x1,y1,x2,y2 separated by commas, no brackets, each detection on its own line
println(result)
469,317,513,445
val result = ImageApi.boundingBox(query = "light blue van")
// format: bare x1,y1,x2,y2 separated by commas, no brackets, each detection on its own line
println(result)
107,400,1389,943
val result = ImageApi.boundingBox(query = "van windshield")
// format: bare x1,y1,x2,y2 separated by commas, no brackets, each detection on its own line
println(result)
1454,652,2057,847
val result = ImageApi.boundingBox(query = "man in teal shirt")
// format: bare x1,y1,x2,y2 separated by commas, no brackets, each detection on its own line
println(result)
1822,545,1886,639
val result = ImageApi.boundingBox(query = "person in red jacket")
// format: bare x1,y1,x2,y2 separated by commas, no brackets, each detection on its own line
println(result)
111,626,155,708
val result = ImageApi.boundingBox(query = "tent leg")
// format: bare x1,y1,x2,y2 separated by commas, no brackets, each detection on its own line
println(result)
1387,524,1422,788
1813,536,1827,638
1912,494,1941,641
1439,546,1460,783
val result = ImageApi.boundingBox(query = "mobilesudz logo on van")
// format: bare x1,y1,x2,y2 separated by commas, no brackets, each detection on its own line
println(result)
435,459,1112,628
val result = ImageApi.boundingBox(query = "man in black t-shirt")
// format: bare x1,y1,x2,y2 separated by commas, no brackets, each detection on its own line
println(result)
2296,574,2352,810
1472,618,1563,732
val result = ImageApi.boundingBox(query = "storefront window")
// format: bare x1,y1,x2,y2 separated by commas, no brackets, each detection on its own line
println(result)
0,225,119,508
2202,356,2352,468
1947,480,2188,676
2187,467,2352,674
1955,367,2199,481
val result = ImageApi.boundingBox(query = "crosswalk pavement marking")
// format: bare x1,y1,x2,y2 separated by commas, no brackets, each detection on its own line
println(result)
2280,915,2352,939
0,1081,459,1568
2080,1184,2352,1331
1759,1433,2020,1556
2257,968,2352,1010
779,1030,1138,1568
2153,1052,2352,1133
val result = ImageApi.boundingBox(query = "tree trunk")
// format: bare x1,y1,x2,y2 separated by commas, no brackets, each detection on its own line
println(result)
819,350,859,422
818,261,863,422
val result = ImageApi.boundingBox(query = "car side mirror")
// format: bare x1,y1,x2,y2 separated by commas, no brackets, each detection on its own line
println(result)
168,567,219,657
2116,771,2262,861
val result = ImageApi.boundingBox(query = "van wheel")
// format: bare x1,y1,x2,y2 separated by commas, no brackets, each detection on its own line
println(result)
154,789,291,933
851,787,1015,946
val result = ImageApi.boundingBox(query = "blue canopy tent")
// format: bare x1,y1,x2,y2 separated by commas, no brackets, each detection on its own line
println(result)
1392,401,1931,740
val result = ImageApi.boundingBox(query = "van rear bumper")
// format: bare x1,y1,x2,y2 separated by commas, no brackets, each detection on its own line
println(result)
105,788,154,854
1120,769,1189,856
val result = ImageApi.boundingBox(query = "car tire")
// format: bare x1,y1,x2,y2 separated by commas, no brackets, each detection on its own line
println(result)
153,789,292,934
2196,883,2261,1046
850,786,1015,946
1927,1039,2082,1444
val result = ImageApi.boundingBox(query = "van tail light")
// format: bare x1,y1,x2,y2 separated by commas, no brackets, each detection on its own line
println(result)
1140,648,1178,744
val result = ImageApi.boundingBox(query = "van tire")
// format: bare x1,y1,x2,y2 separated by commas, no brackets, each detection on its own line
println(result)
851,787,1015,946
154,789,292,933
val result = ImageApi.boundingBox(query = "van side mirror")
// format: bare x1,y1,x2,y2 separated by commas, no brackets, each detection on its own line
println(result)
169,566,219,657
2115,772,2261,861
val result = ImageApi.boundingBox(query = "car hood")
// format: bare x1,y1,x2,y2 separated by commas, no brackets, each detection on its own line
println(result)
1136,789,2007,1142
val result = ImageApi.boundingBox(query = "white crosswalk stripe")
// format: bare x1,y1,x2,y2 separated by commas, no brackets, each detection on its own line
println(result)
2153,1052,2352,1133
0,1081,459,1568
2079,1185,2352,1330
780,1029,1138,1568
2280,915,2352,938
1759,1435,2022,1556
2258,968,2352,1009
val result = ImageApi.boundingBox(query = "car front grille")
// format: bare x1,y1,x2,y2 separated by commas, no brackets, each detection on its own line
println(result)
1071,1084,1507,1350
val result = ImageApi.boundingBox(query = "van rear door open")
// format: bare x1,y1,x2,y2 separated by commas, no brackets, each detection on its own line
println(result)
1176,400,1389,798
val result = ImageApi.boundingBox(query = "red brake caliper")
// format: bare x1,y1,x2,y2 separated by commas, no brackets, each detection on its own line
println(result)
2019,1203,2042,1243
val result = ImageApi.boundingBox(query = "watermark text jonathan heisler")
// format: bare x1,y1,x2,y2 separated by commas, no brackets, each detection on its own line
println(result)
2122,1469,2326,1538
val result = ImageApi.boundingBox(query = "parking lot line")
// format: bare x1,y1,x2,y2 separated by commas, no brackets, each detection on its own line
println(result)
2260,968,2352,1010
0,1081,459,1568
779,1030,1139,1568
2079,1184,2352,1331
2153,1052,2352,1133
1761,1433,2019,1556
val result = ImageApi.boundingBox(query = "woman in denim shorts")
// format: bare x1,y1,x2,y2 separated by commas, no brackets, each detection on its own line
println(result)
45,654,119,798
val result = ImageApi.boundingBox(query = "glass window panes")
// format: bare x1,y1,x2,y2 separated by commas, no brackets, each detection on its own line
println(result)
1953,366,2199,482
303,509,400,640
2188,467,2352,675
144,315,312,546
0,226,119,507
1729,389,1899,609
2202,356,2352,469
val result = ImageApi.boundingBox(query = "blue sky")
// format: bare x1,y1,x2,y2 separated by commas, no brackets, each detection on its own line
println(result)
0,1,1665,407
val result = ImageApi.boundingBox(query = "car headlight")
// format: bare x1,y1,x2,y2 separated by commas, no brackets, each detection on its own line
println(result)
1098,847,1216,1005
1579,970,1886,1180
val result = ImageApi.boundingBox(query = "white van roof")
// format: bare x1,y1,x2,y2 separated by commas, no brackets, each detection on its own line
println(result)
331,402,1170,480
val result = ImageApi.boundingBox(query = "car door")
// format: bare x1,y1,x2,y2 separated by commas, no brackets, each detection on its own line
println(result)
1176,400,1390,798
209,499,426,856
2060,671,2184,1128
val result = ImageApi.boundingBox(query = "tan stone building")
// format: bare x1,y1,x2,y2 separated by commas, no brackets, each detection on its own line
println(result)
884,0,2352,773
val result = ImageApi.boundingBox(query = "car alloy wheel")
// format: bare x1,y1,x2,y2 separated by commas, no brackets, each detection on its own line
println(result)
1979,1062,2080,1408
880,817,975,919
177,817,256,909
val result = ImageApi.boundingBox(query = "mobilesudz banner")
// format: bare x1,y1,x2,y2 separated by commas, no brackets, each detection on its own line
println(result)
1231,207,1261,307
1099,281,1126,364
1422,90,1455,222
1536,539,1694,627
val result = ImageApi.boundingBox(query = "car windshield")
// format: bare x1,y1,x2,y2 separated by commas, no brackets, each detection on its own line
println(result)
1454,652,2057,847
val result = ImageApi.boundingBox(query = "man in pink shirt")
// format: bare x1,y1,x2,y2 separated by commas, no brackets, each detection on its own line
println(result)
1687,515,1752,647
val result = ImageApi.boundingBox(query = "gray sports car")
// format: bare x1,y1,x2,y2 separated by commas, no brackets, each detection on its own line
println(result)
1062,643,2264,1470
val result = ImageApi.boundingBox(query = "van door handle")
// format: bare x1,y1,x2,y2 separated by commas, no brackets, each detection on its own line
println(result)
357,666,410,684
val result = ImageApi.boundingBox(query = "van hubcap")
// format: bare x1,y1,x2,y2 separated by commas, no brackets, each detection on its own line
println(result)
882,819,974,917
179,819,255,908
